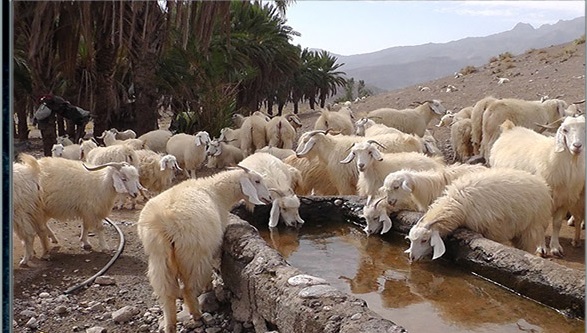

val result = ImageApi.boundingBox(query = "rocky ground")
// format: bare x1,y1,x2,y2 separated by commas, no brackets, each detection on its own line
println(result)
12,39,586,332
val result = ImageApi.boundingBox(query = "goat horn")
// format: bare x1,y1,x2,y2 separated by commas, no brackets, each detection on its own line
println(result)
373,197,385,208
535,117,565,133
268,188,286,197
573,99,585,104
344,143,356,152
366,139,387,150
235,164,252,173
83,162,127,171
366,116,383,121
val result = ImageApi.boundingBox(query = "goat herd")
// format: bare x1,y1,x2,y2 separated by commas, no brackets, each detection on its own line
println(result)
13,96,585,333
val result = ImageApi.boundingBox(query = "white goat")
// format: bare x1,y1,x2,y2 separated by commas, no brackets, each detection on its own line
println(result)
489,116,585,256
109,128,137,140
405,168,552,261
282,155,338,196
13,154,57,267
79,138,99,161
240,152,305,228
421,129,443,157
256,146,295,160
98,129,145,150
361,196,417,236
340,141,445,200
56,135,74,146
450,118,474,162
355,118,403,137
134,149,181,202
240,112,269,156
470,96,498,155
380,163,488,213
367,100,447,137
313,108,354,135
38,158,142,251
480,98,568,159
206,139,244,169
166,131,211,179
86,144,141,209
436,106,473,128
218,127,242,149
138,129,173,154
295,130,425,195
266,115,296,150
137,166,271,333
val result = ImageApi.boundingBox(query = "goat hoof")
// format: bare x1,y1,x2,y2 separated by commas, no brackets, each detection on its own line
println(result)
82,244,93,251
18,261,29,268
550,248,564,258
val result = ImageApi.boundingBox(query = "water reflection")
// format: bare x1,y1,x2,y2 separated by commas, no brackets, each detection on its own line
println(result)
259,222,584,333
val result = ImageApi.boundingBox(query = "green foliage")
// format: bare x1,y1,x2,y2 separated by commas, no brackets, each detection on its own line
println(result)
574,35,585,45
344,78,355,102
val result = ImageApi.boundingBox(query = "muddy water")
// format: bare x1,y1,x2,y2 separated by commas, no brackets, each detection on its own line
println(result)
259,222,585,333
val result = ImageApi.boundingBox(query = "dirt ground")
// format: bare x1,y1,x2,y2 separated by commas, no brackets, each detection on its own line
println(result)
12,40,586,332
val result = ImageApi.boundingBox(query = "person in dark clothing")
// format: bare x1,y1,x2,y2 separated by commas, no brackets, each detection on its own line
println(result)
35,95,91,155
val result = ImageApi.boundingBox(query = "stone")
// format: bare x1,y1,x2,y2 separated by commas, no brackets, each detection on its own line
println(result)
94,276,116,286
85,326,107,333
287,274,328,287
298,285,339,299
111,306,140,323
25,317,38,329
199,291,220,313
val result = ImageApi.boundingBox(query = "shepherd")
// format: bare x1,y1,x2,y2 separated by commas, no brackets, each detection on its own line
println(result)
34,95,91,156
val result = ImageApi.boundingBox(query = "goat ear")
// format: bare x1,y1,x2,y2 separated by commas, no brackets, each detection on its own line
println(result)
430,229,446,260
159,159,167,171
296,140,315,156
557,101,567,117
111,170,127,193
555,127,567,153
401,179,413,192
240,177,263,205
340,151,355,164
269,199,281,228
380,213,392,234
195,136,203,146
430,101,445,115
371,149,384,161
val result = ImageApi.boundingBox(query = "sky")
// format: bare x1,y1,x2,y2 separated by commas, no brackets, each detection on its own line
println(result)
284,1,586,56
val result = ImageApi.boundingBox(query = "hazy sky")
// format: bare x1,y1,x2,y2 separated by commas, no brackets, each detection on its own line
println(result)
285,1,585,56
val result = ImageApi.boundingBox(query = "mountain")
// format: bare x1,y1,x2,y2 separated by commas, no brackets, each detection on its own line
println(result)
333,16,585,92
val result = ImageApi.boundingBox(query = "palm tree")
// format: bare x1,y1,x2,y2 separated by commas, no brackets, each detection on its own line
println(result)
230,2,300,113
314,50,347,108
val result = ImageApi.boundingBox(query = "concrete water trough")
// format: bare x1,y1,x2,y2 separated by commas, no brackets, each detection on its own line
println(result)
224,196,585,332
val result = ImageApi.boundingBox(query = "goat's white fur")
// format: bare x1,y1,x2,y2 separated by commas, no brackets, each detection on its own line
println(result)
406,168,552,261
38,157,142,251
450,118,474,162
489,116,585,256
13,154,57,266
137,168,271,333
340,141,445,199
380,163,488,212
314,108,354,135
266,115,296,150
138,129,173,154
240,152,304,227
240,112,269,156
109,128,137,140
166,131,211,179
480,98,568,159
206,139,244,169
367,100,446,137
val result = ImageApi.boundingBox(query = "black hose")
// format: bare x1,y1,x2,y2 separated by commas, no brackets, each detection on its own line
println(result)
63,218,126,294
